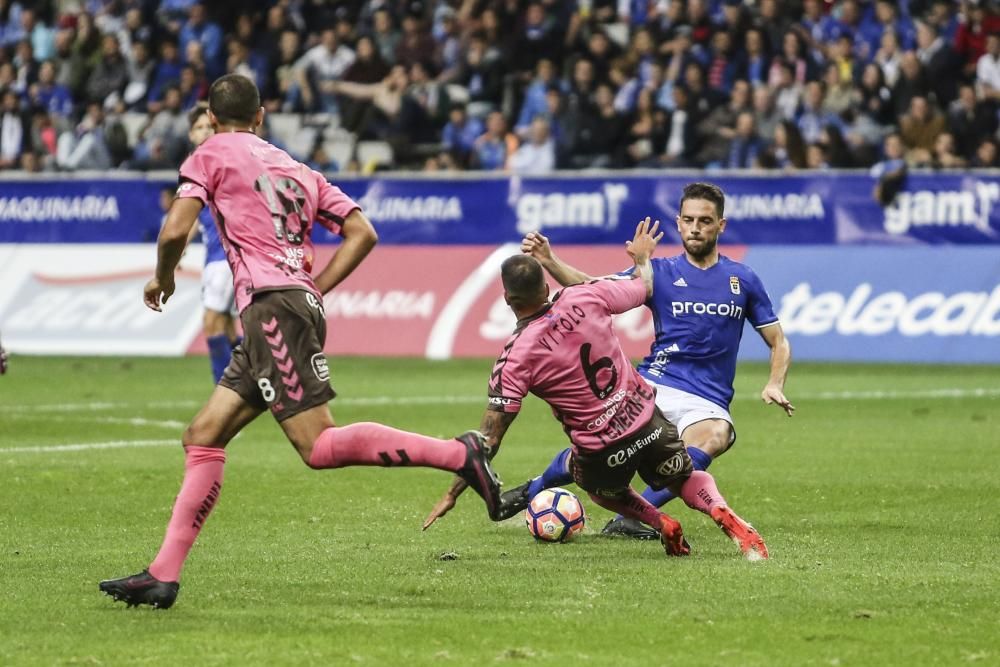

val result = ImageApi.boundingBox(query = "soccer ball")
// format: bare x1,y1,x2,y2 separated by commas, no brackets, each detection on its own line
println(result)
525,487,586,542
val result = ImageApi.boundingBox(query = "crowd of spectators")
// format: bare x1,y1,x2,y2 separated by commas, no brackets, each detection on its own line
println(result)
0,0,998,175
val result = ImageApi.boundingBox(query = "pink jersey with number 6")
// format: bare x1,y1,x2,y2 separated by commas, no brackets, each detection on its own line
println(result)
176,131,360,313
487,276,657,453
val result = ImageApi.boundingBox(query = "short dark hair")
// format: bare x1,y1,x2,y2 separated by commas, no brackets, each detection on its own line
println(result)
208,74,260,126
680,182,726,218
187,101,209,128
501,255,545,308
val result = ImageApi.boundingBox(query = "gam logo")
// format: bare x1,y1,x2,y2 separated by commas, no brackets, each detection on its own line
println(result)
884,181,999,235
514,183,629,234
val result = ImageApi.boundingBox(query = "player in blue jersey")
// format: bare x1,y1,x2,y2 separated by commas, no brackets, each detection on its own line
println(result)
184,103,240,383
499,182,794,539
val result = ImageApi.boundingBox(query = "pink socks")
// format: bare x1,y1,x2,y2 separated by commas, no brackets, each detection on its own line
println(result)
148,446,226,583
680,470,727,515
308,423,465,472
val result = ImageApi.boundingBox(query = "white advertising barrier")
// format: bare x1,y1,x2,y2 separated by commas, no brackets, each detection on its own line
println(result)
0,244,205,355
737,246,1000,364
1,244,998,363
0,244,656,359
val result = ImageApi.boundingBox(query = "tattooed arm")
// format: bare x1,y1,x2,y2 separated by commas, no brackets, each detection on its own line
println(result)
421,409,518,530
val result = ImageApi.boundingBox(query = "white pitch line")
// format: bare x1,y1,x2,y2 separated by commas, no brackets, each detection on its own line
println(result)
0,401,129,413
338,395,485,406
784,387,1000,401
3,413,186,429
0,439,177,454
1,387,997,416
4,387,997,455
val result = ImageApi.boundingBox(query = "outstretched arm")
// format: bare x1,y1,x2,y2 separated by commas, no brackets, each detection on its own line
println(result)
144,197,204,312
329,79,380,101
422,409,517,530
313,209,378,295
521,232,592,286
758,323,795,416
625,216,662,299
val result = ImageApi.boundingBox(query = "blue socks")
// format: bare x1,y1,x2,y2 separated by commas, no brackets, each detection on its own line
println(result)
639,447,714,508
206,334,232,383
526,447,573,499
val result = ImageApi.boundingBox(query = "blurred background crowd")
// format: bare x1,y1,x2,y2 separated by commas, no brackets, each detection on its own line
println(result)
0,0,997,174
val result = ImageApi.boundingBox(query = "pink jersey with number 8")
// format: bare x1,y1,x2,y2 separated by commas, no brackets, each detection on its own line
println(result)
176,131,360,313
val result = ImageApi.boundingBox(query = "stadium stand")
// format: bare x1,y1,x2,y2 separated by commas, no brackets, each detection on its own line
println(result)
0,0,997,174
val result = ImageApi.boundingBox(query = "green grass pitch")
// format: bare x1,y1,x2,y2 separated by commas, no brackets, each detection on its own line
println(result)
1,356,998,666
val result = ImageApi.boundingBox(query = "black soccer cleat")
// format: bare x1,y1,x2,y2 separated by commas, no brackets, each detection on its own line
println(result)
455,430,503,520
495,480,533,521
99,570,179,609
600,516,660,540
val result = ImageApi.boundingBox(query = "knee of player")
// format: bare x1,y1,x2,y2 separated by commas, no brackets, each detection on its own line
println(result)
181,424,201,448
182,421,228,448
693,429,731,457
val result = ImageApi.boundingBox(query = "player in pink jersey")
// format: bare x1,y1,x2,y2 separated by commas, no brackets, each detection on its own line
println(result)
423,218,768,559
99,75,502,610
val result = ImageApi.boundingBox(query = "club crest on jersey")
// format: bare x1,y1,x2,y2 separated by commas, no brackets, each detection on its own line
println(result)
729,276,741,295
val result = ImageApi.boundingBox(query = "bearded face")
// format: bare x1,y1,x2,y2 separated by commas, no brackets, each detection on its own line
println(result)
676,198,725,259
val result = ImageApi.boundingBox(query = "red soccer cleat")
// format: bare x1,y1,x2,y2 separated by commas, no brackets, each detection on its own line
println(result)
658,513,691,557
710,505,769,561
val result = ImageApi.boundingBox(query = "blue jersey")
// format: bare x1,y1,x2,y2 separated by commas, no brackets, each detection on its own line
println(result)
198,207,226,265
632,254,778,410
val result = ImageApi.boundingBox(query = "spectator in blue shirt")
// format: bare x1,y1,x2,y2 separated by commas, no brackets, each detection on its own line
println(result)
797,80,843,143
473,110,518,170
1,1,25,47
147,40,183,112
19,7,55,61
869,0,916,54
736,28,771,89
516,58,560,136
828,0,876,60
29,60,73,118
871,132,907,205
724,111,763,168
180,3,223,78
441,103,484,165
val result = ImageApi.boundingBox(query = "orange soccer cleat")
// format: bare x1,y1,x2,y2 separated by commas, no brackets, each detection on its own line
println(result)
658,513,691,557
710,505,769,561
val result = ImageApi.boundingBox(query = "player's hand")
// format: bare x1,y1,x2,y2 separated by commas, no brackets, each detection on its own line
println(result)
521,232,554,264
422,490,459,530
143,277,175,312
761,383,795,416
626,216,663,264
